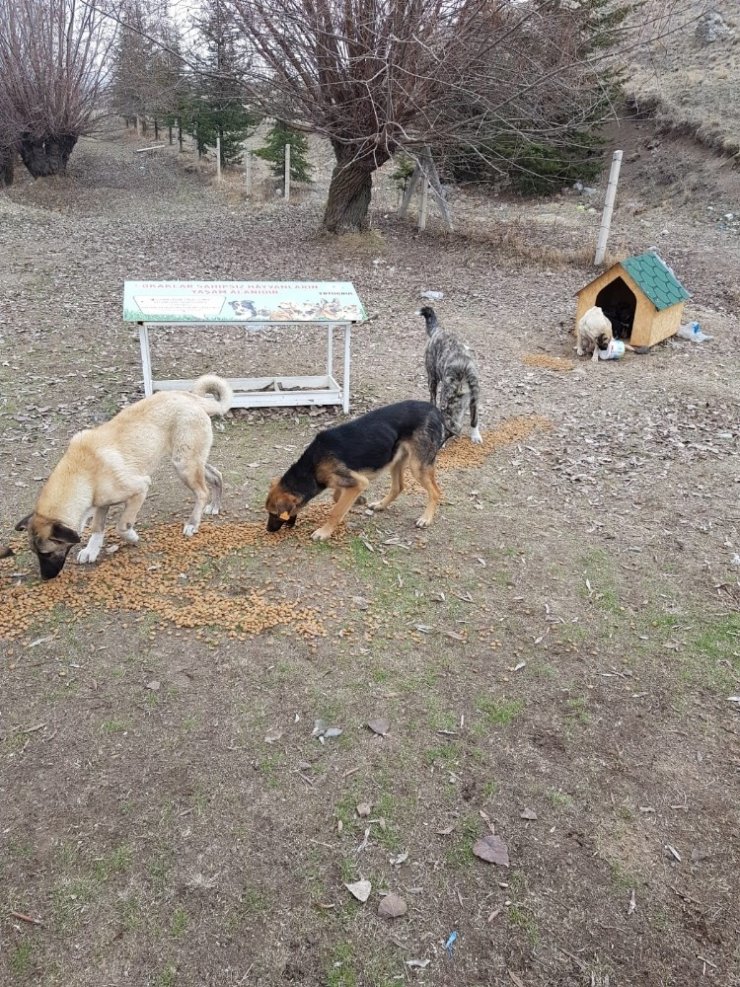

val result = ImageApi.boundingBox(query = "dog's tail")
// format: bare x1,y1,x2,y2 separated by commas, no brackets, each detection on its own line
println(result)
417,306,440,337
466,364,480,429
192,374,233,416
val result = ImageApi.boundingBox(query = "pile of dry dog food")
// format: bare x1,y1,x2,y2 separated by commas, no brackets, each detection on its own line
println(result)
1,415,551,641
522,354,574,372
436,415,552,470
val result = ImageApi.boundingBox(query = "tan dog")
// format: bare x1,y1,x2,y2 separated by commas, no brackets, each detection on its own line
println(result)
576,305,613,361
16,375,232,580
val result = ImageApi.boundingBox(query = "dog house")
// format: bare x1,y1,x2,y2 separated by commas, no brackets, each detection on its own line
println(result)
575,252,690,348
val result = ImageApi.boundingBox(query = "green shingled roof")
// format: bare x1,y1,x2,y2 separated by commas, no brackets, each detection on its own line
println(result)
620,252,690,311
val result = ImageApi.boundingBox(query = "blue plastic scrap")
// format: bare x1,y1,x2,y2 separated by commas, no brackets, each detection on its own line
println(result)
444,931,458,957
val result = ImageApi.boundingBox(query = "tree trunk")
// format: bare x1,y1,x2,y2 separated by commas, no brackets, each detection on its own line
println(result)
154,118,159,140
18,134,77,178
323,146,387,233
168,124,173,145
0,146,14,187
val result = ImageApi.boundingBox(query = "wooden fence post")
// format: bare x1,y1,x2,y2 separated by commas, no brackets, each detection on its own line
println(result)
215,136,222,181
245,150,252,196
284,143,291,200
418,178,429,231
594,150,623,266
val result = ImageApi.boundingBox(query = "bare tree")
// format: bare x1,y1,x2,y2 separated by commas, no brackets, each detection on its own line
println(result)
0,0,117,178
222,0,642,232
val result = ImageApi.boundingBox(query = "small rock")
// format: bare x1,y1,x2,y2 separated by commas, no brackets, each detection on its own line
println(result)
146,680,161,691
356,802,372,818
520,807,538,821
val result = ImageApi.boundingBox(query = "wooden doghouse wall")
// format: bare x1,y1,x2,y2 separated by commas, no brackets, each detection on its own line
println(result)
633,301,685,348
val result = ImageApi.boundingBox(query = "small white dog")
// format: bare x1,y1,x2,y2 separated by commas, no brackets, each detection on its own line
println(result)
576,306,613,362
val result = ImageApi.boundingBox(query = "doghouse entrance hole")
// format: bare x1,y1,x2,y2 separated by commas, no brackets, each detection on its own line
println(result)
596,278,636,340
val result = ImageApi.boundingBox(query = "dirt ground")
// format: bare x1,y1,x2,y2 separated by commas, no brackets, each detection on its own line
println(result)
1,121,739,987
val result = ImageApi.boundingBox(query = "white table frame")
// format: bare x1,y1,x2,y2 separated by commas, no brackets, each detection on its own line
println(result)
137,320,354,413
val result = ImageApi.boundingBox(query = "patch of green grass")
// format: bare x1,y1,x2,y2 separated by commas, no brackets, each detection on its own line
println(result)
685,614,740,692
477,696,524,726
423,742,459,767
156,965,177,987
507,904,539,947
117,893,142,931
610,861,640,891
256,751,284,789
51,877,95,930
445,814,480,869
546,789,574,810
237,886,266,915
580,549,622,616
10,940,33,976
564,695,591,727
339,857,356,883
6,838,34,861
343,537,421,619
1,731,28,754
373,800,402,852
100,719,127,734
426,698,458,733
326,942,358,987
92,845,132,882
171,907,188,940
148,851,175,893
481,780,498,800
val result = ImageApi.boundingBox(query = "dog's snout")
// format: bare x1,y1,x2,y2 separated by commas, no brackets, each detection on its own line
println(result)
38,555,66,580
267,513,285,533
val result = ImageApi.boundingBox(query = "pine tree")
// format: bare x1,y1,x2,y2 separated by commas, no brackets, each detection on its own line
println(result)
255,120,313,183
184,0,257,167
111,1,157,133
443,0,634,195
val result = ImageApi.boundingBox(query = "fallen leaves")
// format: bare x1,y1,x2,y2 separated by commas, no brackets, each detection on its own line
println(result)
378,893,407,918
473,834,510,867
344,879,372,902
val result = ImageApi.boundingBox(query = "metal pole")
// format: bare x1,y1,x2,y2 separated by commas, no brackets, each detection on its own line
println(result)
245,151,251,196
284,143,291,200
326,323,333,380
139,324,154,397
594,150,623,266
342,323,351,413
215,136,222,181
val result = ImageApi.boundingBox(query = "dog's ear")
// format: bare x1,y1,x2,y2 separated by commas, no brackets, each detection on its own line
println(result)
50,522,81,545
15,513,32,531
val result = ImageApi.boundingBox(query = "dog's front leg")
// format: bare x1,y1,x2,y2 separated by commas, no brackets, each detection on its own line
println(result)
312,477,369,541
77,506,109,564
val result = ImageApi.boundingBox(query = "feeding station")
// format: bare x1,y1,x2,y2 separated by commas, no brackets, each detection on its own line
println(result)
124,280,367,413
575,252,690,347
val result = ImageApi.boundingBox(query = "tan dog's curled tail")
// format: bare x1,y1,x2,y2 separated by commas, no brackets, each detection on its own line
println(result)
191,375,233,416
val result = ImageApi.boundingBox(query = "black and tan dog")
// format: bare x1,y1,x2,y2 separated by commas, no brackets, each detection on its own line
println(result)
266,401,445,541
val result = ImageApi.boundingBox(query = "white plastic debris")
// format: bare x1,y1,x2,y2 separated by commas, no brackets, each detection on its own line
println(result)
677,322,713,343
420,290,444,300
596,339,626,361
